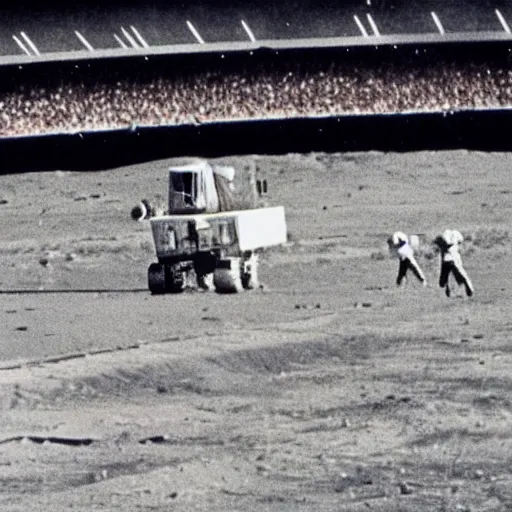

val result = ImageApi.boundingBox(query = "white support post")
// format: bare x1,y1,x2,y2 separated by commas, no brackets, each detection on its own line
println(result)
121,26,140,48
496,9,511,33
187,20,205,44
431,11,445,35
20,31,40,56
353,15,369,37
75,31,94,51
12,35,31,56
114,33,128,48
130,25,150,48
241,20,256,42
366,13,380,36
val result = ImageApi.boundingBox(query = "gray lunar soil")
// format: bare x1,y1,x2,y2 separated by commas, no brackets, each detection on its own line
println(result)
1,150,512,511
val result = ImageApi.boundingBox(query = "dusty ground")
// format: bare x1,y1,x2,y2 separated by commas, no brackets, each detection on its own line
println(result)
1,150,512,511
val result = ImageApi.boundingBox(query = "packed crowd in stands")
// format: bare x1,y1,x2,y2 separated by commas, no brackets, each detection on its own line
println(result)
1,57,511,137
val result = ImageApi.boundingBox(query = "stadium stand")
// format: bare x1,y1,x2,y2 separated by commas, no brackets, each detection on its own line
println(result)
1,52,511,138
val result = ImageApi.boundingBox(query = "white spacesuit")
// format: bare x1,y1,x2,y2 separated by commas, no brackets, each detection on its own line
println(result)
434,229,474,297
388,231,427,287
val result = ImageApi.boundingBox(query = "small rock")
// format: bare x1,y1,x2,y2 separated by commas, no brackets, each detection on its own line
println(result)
15,326,28,331
139,435,170,444
341,418,350,428
399,482,413,495
358,473,373,485
201,316,221,322
0,199,8,205
322,205,328,210
474,469,484,479
39,257,49,267
65,252,75,261
473,334,484,339
168,492,178,499
334,474,351,492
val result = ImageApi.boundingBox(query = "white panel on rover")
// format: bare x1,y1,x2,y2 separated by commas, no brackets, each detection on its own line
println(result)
235,206,287,252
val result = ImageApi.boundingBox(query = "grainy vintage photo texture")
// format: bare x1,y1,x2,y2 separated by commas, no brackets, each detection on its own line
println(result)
2,1,512,511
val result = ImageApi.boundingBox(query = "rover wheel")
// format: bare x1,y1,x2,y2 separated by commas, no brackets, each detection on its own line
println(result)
241,254,259,290
214,258,244,293
148,263,166,294
197,272,214,291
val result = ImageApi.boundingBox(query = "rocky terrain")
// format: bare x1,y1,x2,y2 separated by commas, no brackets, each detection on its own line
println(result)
1,150,512,511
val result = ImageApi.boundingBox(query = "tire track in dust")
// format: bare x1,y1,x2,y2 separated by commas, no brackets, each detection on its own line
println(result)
0,288,148,294
0,312,341,407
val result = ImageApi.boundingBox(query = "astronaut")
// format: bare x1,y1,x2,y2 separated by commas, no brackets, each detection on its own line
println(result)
387,231,427,287
433,229,474,297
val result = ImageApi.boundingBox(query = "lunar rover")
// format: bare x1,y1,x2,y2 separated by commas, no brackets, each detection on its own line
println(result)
135,161,287,294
